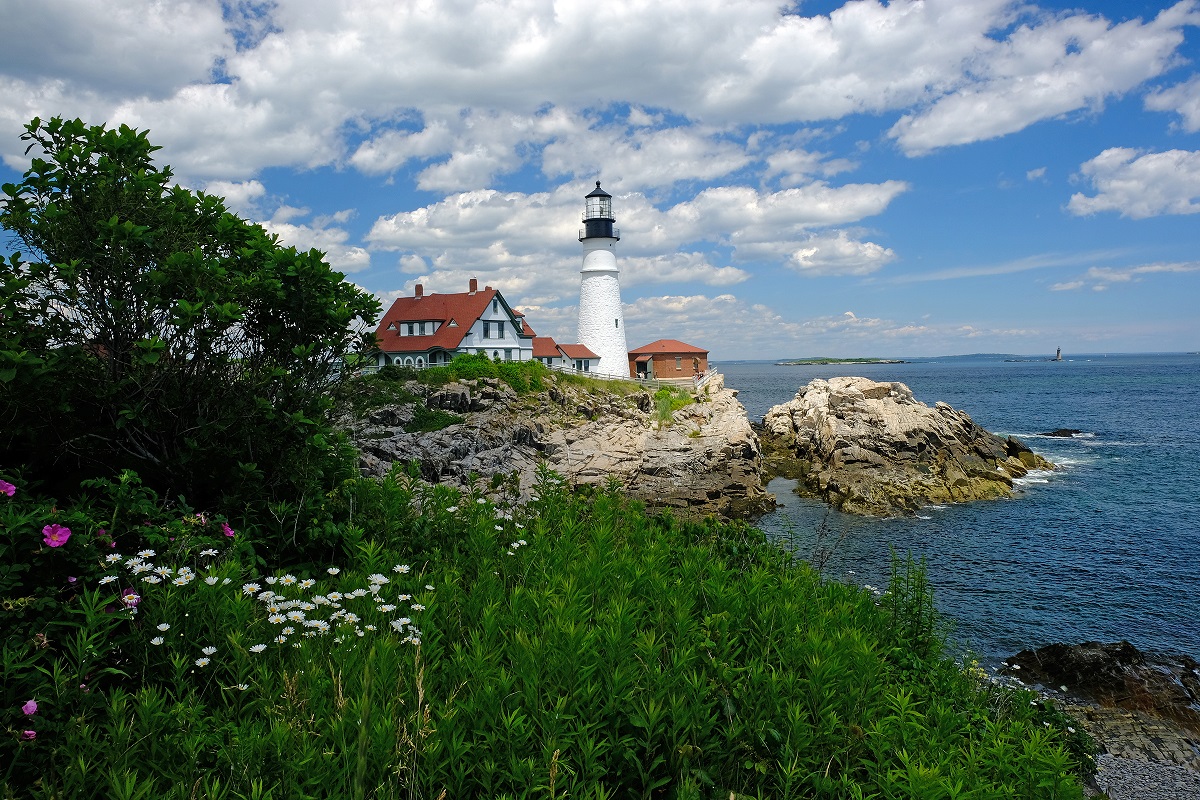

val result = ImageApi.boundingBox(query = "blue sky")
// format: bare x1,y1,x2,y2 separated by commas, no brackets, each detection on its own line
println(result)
2,0,1198,359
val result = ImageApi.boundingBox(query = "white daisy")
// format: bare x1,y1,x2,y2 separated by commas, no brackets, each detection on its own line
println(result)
105,554,123,563
99,575,118,584
200,549,218,557
249,644,266,653
326,567,340,575
195,657,210,667
151,636,164,645
201,646,217,656
393,564,410,574
137,550,156,558
241,583,261,595
264,576,277,585
204,576,219,585
142,575,162,584
279,575,297,586
157,623,170,631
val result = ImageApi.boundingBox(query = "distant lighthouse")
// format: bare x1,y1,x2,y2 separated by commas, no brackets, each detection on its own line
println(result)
576,181,628,377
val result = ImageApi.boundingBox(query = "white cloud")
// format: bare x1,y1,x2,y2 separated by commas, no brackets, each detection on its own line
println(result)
1026,166,1047,180
784,231,897,277
1145,74,1200,131
366,181,907,291
263,207,371,273
890,2,1200,154
1051,261,1200,290
200,180,268,216
4,0,1192,181
1068,147,1200,218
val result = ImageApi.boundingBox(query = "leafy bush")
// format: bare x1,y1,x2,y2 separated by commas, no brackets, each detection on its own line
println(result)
0,117,379,520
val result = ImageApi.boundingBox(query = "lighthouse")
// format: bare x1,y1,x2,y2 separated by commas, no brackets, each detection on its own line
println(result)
576,181,628,377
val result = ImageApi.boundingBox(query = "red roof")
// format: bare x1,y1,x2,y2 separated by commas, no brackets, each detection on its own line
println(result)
559,343,599,359
627,338,708,355
532,336,561,358
374,286,532,352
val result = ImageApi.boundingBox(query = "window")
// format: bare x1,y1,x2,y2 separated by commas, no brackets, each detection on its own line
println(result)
406,323,415,336
482,322,491,339
675,357,682,370
493,351,500,360
615,318,619,328
505,349,512,361
418,322,427,335
416,357,425,367
492,298,499,313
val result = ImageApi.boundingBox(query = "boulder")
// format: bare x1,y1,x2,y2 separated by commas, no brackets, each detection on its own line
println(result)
759,376,1053,516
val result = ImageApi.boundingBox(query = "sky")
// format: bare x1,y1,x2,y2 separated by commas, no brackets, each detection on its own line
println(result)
1,0,1199,360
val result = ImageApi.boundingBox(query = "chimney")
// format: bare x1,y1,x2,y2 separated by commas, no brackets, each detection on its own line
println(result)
414,283,423,298
469,277,478,294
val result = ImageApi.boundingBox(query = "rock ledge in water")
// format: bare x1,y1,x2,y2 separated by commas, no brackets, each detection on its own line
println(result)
759,376,1052,516
1003,641,1200,734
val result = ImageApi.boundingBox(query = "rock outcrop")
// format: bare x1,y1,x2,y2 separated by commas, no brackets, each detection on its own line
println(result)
342,373,774,520
1002,641,1200,735
759,376,1052,516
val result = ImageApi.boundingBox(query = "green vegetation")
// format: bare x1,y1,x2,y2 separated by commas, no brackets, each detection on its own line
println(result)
1,119,1091,798
2,469,1091,799
654,386,694,425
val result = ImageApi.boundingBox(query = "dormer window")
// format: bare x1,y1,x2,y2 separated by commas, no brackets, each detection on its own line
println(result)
406,323,415,336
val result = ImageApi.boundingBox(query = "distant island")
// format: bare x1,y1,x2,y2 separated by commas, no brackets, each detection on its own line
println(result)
776,357,906,365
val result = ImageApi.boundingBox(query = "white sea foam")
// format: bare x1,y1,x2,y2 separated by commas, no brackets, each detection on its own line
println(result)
917,515,932,520
1014,477,1050,486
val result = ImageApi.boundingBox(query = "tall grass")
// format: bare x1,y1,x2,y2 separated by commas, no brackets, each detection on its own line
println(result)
3,467,1089,798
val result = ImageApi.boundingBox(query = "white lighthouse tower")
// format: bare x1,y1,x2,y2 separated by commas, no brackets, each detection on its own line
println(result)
577,181,628,377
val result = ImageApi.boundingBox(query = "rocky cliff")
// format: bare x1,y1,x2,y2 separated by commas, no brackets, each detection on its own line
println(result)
342,373,774,520
759,376,1052,516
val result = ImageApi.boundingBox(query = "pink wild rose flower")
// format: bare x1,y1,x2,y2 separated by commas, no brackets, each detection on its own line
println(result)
220,522,235,538
22,699,37,715
20,730,35,741
0,479,15,496
42,524,71,547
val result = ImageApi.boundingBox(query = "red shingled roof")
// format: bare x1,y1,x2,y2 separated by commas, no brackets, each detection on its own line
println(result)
532,336,561,358
374,286,533,352
627,338,708,355
558,343,599,359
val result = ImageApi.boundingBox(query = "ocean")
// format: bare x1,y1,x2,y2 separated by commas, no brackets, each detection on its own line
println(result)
716,353,1200,666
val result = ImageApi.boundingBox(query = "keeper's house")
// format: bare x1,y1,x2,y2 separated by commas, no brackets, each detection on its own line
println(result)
373,278,601,373
373,278,535,367
628,339,709,380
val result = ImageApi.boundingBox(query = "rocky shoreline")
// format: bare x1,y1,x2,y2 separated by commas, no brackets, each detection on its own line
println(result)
342,372,774,520
998,642,1200,798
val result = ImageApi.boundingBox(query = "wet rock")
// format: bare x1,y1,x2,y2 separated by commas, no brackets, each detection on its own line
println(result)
1040,428,1085,437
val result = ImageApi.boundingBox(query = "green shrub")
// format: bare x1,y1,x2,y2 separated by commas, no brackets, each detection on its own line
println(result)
0,117,379,521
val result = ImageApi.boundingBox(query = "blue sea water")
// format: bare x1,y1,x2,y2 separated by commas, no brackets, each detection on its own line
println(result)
716,353,1200,665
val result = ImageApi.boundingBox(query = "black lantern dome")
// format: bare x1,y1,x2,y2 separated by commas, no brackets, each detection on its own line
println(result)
580,181,619,241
